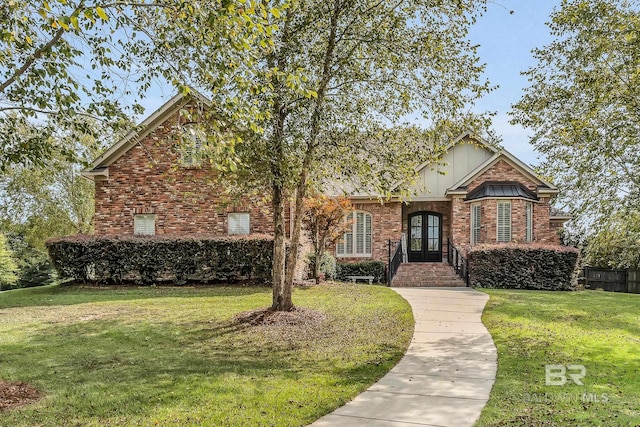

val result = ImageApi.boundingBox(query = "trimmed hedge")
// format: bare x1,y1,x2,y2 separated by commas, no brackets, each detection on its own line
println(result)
46,234,277,285
336,261,386,284
469,244,580,291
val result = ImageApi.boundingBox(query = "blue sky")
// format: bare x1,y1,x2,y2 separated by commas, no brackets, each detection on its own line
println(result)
469,1,561,165
139,1,562,167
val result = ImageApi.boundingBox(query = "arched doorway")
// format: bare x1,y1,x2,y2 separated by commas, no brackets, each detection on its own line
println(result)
408,211,442,262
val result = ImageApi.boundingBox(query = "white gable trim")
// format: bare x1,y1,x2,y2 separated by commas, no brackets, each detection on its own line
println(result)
82,89,212,178
445,150,558,195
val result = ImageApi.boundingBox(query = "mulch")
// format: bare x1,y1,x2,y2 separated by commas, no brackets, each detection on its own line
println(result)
234,306,326,326
0,381,41,411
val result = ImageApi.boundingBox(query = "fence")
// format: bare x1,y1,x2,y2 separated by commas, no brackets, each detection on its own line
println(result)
583,267,640,294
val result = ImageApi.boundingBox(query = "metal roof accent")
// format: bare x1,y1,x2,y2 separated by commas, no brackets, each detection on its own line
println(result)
465,181,539,201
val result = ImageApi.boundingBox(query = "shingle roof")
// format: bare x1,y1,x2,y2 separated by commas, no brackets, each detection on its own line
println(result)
465,181,539,201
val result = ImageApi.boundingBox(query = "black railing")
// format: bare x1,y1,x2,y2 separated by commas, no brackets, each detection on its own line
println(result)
447,238,470,287
388,239,403,286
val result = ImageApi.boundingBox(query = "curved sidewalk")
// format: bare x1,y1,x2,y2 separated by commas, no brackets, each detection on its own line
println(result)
311,287,496,427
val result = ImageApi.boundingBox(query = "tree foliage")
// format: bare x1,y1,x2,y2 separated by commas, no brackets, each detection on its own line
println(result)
302,195,351,283
0,0,279,171
586,209,640,269
176,0,492,310
511,0,640,233
0,120,103,284
0,233,19,291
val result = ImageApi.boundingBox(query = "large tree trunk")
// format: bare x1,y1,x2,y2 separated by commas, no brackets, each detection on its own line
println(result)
271,180,292,311
284,169,309,287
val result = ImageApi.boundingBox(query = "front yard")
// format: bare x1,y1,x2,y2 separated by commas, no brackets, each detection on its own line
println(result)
477,289,640,426
0,284,413,426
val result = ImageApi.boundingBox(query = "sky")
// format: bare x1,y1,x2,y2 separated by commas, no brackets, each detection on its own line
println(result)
139,1,563,167
468,1,561,166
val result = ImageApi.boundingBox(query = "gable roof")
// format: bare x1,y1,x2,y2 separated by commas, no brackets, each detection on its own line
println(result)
442,135,558,196
82,90,211,178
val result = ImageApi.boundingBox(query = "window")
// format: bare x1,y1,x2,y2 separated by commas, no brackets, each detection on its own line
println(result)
180,123,204,166
471,203,481,245
228,213,250,235
134,214,156,235
525,202,533,242
497,201,511,243
337,211,372,257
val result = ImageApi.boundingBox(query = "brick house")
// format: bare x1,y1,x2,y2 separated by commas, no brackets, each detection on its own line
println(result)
82,92,569,284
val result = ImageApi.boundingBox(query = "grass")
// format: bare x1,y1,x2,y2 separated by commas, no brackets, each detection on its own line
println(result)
477,289,640,427
0,283,413,426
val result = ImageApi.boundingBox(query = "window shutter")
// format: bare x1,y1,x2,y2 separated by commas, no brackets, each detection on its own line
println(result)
134,214,156,235
471,204,481,245
228,213,250,235
336,211,371,257
497,201,511,242
525,202,533,242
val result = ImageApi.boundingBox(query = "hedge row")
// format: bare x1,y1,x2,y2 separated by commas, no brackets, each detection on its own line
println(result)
469,244,580,291
46,234,277,285
336,261,386,284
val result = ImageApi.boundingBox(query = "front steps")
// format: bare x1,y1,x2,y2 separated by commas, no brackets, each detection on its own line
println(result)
391,262,467,287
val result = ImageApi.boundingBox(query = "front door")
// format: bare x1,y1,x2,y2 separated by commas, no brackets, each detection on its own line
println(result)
408,211,442,262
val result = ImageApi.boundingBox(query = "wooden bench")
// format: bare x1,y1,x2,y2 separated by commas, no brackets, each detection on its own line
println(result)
346,275,375,284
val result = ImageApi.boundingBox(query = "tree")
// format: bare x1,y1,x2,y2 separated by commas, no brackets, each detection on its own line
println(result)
0,0,279,171
586,209,640,269
136,0,491,311
0,234,18,291
0,120,105,285
511,0,640,235
302,195,352,283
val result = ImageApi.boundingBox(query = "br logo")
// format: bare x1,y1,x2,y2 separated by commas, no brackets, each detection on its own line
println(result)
545,364,586,386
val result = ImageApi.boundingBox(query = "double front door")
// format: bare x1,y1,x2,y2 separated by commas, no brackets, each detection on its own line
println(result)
408,211,442,262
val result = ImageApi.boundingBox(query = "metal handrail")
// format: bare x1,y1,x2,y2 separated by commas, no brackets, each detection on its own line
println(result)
447,238,470,287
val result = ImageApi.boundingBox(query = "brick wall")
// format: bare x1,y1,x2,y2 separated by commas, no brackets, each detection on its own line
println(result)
451,159,560,249
332,201,402,264
93,106,286,237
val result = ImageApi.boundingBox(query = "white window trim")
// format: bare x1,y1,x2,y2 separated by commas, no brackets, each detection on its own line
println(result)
525,202,534,242
228,212,250,235
134,214,156,235
336,211,372,258
470,203,481,245
496,201,512,243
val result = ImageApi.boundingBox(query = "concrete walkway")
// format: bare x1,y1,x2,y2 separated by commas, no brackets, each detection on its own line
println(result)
311,287,496,427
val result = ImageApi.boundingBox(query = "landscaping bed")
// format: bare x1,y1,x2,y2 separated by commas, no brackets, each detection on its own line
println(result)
477,289,640,426
0,283,413,426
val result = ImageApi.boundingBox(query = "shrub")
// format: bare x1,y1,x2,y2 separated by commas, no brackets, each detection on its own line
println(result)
336,261,386,284
16,260,57,289
307,252,337,280
46,234,277,285
469,244,580,291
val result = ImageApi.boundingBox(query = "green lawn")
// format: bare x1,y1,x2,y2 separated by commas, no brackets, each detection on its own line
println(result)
0,283,413,426
477,289,640,427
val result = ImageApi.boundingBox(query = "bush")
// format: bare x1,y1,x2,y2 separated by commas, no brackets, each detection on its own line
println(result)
46,234,277,285
307,252,337,280
16,260,57,289
469,244,580,291
336,261,386,284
